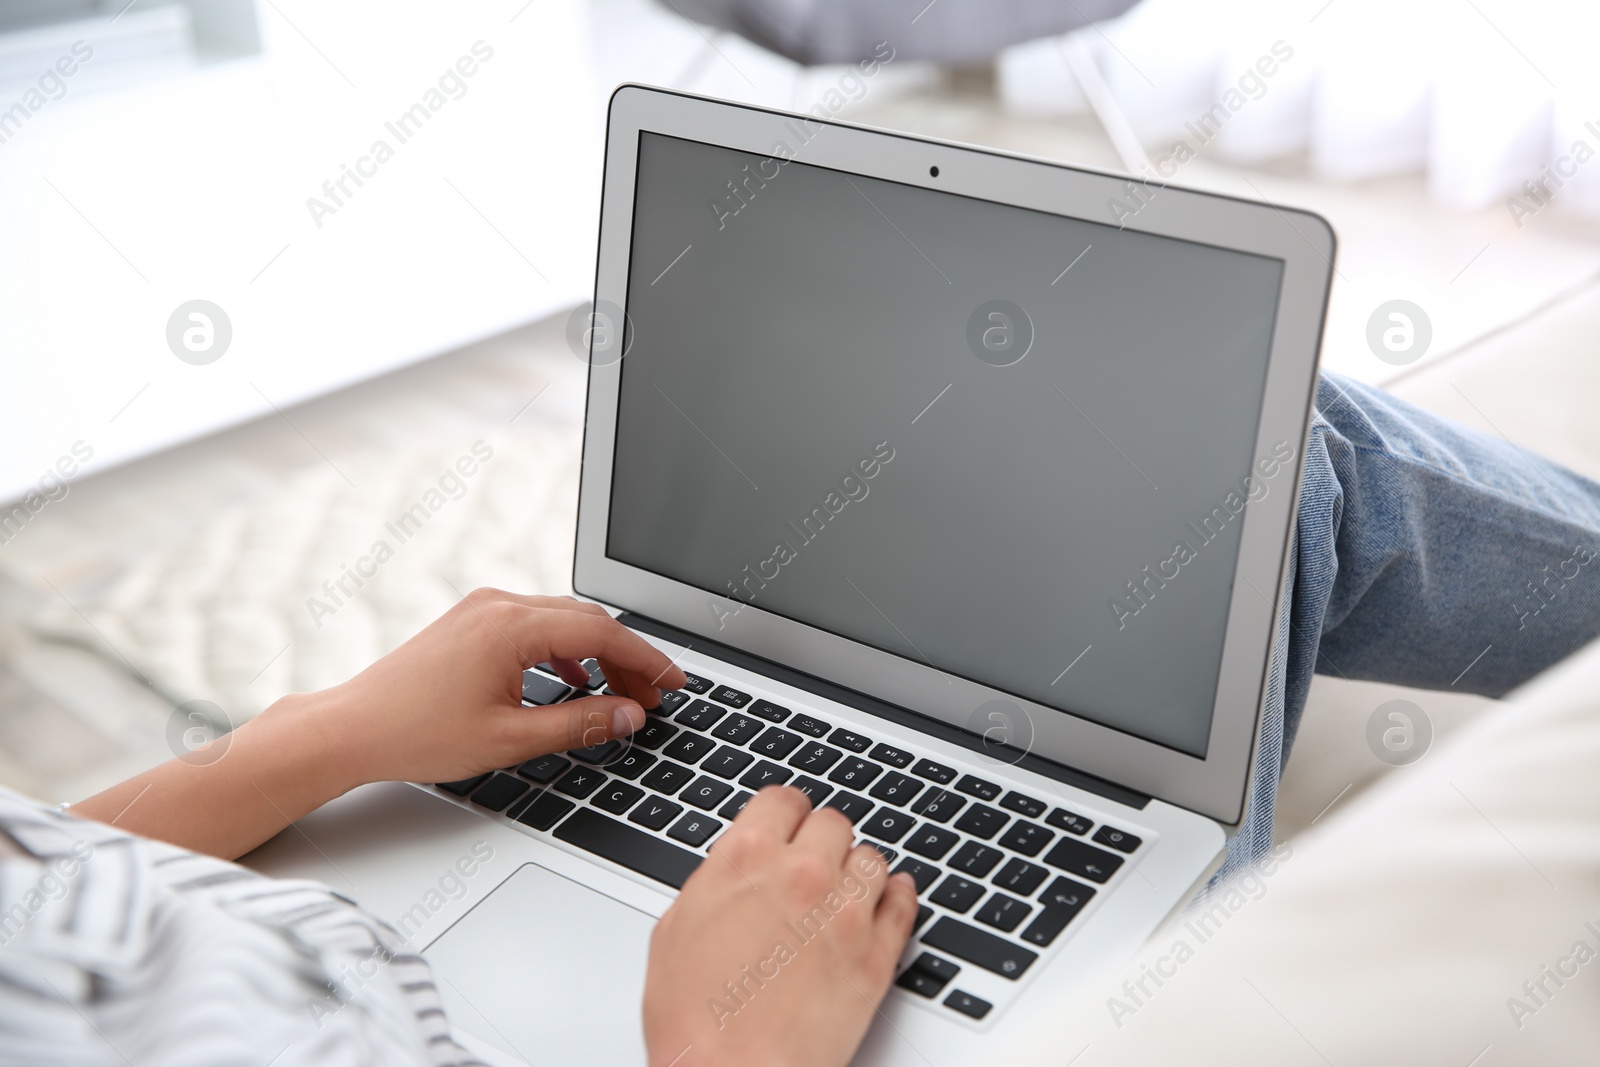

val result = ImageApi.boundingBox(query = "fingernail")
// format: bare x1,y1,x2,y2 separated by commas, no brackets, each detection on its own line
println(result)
611,704,644,737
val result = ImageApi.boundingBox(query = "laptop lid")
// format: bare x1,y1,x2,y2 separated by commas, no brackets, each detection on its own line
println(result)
574,85,1333,826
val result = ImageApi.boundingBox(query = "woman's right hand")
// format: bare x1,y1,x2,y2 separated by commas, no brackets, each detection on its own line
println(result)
642,786,919,1067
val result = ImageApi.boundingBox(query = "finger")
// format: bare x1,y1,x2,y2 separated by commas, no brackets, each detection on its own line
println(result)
732,785,812,842
472,590,609,616
456,591,602,690
511,607,687,692
494,692,645,758
598,656,670,711
845,844,893,907
547,656,591,690
792,805,855,868
870,872,919,965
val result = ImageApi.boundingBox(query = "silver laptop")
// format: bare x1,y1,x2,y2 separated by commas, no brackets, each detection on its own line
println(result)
272,85,1333,1065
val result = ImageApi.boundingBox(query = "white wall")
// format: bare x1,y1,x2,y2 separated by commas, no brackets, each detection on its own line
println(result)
0,0,603,502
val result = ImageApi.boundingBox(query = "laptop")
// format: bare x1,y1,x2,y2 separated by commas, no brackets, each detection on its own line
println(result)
273,85,1333,1065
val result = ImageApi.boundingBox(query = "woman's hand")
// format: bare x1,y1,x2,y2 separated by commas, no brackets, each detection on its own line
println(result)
643,786,919,1067
317,589,686,788
74,589,685,860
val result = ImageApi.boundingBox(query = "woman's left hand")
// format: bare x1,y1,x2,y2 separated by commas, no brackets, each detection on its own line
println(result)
313,589,687,788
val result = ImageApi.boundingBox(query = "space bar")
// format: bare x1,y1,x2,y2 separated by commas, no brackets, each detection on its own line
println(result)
553,808,703,889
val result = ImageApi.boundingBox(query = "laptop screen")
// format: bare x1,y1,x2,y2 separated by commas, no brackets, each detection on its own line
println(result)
606,131,1286,758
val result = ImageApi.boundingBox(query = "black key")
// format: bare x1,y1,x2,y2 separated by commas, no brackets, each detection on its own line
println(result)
827,757,881,790
751,727,803,760
1093,825,1143,853
521,670,571,706
788,714,830,737
668,811,723,847
710,713,763,745
516,755,570,784
789,742,843,775
911,789,966,823
862,807,916,843
633,718,679,750
627,795,683,831
641,761,695,795
682,776,734,810
930,874,985,913
676,700,727,732
739,760,794,789
954,804,1009,840
974,892,1032,933
569,739,620,765
896,969,945,997
943,990,992,1019
827,727,872,753
718,791,755,819
558,807,701,888
514,791,575,831
999,791,1047,819
992,858,1049,895
1043,837,1124,884
823,791,872,824
608,749,657,781
1021,878,1097,947
1045,808,1092,835
921,916,1038,979
869,742,914,768
594,781,646,815
948,841,1004,878
437,774,489,796
709,684,751,708
790,776,834,807
914,904,934,932
869,771,922,807
655,689,690,715
502,786,539,822
909,958,961,993
905,824,959,861
553,766,606,799
681,672,713,694
663,733,717,765
912,758,957,784
469,773,529,812
748,699,791,722
955,774,1001,801
1040,875,1096,911
891,858,940,893
533,661,560,677
998,820,1054,858
701,746,755,779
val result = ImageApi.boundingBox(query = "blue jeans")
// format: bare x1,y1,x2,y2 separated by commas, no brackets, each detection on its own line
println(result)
1217,372,1600,884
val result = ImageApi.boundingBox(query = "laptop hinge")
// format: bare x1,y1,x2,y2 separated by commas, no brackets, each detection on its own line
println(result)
618,611,1152,811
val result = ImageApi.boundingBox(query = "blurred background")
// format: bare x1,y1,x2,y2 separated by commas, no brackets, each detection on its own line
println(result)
2,0,1598,867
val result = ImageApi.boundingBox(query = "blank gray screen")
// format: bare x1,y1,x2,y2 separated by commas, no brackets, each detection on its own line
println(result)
607,132,1285,756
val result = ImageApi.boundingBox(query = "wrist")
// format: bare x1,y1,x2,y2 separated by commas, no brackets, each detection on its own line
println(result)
253,686,369,799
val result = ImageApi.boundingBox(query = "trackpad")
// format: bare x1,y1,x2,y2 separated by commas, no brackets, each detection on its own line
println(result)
425,863,655,1064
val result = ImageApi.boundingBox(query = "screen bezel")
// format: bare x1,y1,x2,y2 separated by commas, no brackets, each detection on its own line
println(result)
575,84,1333,826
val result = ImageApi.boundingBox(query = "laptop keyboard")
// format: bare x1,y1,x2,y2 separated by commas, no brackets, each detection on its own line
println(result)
434,660,1148,1025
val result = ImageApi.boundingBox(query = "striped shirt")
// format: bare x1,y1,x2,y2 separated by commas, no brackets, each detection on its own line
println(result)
0,787,485,1067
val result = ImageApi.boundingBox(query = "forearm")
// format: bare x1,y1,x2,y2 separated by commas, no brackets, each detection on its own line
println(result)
73,690,361,860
